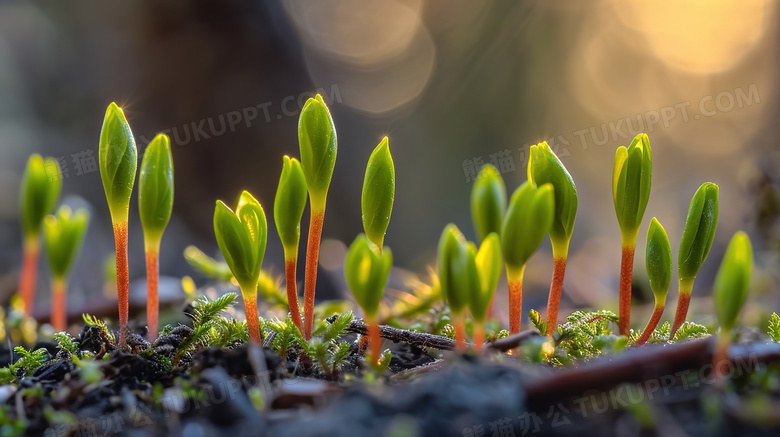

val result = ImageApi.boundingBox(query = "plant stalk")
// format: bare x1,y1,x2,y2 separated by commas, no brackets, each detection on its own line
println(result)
712,333,730,383
452,312,467,352
145,247,159,341
618,244,636,336
546,255,567,336
242,287,262,344
634,304,665,346
284,256,304,334
365,314,382,365
113,221,130,347
669,278,694,340
507,265,526,335
473,321,485,353
19,236,40,316
303,209,325,340
51,277,66,332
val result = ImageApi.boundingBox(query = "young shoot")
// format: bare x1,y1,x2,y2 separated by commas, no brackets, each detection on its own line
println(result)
467,232,502,352
274,156,308,334
138,133,174,340
712,231,752,377
634,218,671,346
438,224,478,351
345,234,393,366
19,154,62,316
43,206,89,331
362,136,395,252
501,182,554,334
213,191,268,343
612,133,652,336
299,94,337,339
670,182,719,339
98,102,138,346
471,164,506,243
528,141,578,335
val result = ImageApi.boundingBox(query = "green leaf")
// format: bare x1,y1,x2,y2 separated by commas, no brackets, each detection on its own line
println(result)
529,309,547,335
470,164,506,243
613,133,652,244
645,217,671,305
43,206,89,279
469,232,502,321
98,102,138,221
528,141,578,254
139,133,174,246
713,231,752,332
298,94,337,210
361,137,395,251
344,234,392,317
183,245,234,281
671,321,709,341
501,181,555,273
768,313,780,342
437,224,480,314
274,156,308,255
20,154,62,238
213,191,267,291
678,182,719,281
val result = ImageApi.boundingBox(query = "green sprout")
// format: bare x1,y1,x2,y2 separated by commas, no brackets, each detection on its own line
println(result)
711,231,752,375
634,218,671,346
471,164,506,243
345,234,393,366
299,94,337,340
528,141,578,336
362,137,395,252
274,156,308,334
501,181,554,334
138,133,174,340
612,133,652,336
438,224,478,351
213,191,268,344
19,154,62,316
43,206,89,331
669,182,719,340
98,102,138,346
468,232,502,352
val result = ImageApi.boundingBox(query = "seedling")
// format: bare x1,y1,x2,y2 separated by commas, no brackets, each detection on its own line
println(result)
362,137,394,252
345,234,393,365
274,156,308,333
299,94,337,339
213,191,268,343
19,154,62,316
438,224,477,350
471,163,506,243
612,133,652,336
138,133,174,340
501,181,554,334
669,182,719,339
43,206,89,331
98,102,138,346
467,232,502,352
528,141,578,335
712,231,752,376
634,218,671,346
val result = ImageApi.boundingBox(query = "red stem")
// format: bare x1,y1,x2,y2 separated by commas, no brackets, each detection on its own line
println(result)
634,305,665,346
114,222,129,347
303,210,325,340
145,250,159,341
19,240,39,316
285,258,304,334
244,295,262,344
473,322,485,353
51,278,66,332
509,280,523,335
453,315,467,352
545,257,567,336
366,315,382,365
618,246,635,336
669,292,691,341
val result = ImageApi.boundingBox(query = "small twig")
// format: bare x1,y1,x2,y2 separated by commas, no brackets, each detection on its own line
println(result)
485,330,541,352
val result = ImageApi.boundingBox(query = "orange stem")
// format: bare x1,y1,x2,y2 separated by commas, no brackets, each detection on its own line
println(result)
669,292,691,341
19,238,39,316
366,315,382,365
508,280,523,335
618,245,635,336
634,305,665,346
145,250,159,341
453,314,467,352
285,258,304,334
244,295,262,344
51,278,66,332
546,257,567,336
712,335,730,382
303,210,324,340
113,222,129,347
473,322,485,353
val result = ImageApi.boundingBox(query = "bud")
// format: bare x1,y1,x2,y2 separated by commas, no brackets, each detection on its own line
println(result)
361,137,395,251
298,94,337,211
139,133,174,247
713,231,752,332
471,164,506,243
501,182,555,275
99,102,137,222
528,142,577,254
645,217,672,304
344,234,393,318
43,206,89,279
213,191,268,291
274,156,308,254
613,133,652,245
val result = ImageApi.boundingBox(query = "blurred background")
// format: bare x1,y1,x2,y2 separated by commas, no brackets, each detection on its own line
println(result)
0,0,778,330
